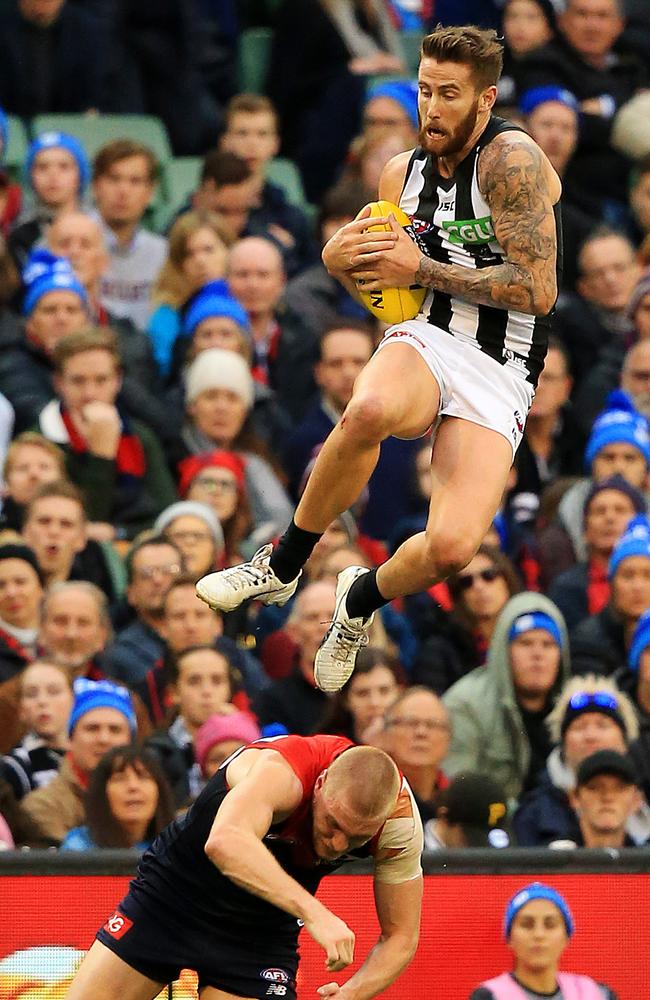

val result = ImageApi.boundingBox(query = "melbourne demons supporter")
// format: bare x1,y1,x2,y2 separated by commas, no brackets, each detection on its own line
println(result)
67,735,423,1000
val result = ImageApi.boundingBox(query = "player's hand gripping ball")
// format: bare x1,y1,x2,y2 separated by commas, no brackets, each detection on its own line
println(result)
356,201,426,324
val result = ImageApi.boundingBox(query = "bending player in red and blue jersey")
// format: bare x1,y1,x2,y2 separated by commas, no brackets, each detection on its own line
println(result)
67,735,424,1000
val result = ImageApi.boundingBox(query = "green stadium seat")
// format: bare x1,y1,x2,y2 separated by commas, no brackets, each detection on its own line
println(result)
30,113,173,164
265,157,308,210
4,115,29,180
237,27,273,93
400,30,423,77
159,156,202,227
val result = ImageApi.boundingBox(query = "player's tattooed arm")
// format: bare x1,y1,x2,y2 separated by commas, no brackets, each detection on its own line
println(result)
415,135,558,315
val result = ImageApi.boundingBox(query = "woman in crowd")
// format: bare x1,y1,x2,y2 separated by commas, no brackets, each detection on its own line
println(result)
194,710,261,782
470,883,618,999
60,745,175,851
154,500,225,581
316,646,403,743
177,451,251,566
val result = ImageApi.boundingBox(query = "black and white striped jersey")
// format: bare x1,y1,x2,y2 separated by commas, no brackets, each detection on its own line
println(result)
399,115,561,388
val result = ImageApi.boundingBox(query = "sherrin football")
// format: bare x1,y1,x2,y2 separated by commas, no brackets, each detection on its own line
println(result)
356,200,426,324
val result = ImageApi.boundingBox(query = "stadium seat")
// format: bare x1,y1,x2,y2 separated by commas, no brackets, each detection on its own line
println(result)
159,156,202,228
30,113,173,164
237,28,273,93
265,157,309,211
401,30,423,76
4,115,29,180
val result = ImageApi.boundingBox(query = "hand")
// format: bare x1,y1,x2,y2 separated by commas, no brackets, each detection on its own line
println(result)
86,521,116,542
352,213,422,290
78,401,121,459
317,983,345,998
303,905,355,972
580,97,606,115
322,206,398,277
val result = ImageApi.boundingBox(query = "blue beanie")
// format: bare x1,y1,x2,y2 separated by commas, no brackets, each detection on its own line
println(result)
366,80,419,129
628,608,650,672
584,398,650,471
26,131,90,192
22,248,88,316
519,86,579,117
0,108,8,164
505,883,574,939
69,678,137,737
184,289,250,338
508,611,562,647
608,514,650,579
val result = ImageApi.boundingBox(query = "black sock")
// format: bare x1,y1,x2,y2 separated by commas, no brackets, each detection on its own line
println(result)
269,519,323,583
346,568,388,620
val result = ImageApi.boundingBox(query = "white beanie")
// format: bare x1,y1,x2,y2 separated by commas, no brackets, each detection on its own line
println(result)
185,348,254,409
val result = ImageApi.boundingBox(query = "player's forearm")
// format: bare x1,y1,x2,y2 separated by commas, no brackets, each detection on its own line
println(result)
415,254,554,316
339,932,418,1000
205,828,323,923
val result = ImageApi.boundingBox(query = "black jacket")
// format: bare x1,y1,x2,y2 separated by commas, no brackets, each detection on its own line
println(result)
254,667,328,737
570,603,627,676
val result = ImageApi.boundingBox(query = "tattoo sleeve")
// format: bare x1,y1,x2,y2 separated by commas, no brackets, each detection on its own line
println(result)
414,135,557,315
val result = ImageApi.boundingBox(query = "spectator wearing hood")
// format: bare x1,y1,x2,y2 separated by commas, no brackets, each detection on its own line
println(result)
9,131,89,269
0,249,89,433
443,594,570,804
514,673,649,846
571,514,650,676
549,475,646,630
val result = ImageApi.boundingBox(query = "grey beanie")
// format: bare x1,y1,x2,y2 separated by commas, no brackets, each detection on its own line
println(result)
154,501,224,555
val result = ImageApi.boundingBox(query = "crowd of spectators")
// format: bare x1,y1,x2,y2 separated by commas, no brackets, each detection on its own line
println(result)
0,0,649,868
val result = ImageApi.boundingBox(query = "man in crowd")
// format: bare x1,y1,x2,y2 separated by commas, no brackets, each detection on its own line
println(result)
423,771,509,849
0,544,43,682
22,481,86,587
92,140,167,331
190,149,258,240
558,749,644,847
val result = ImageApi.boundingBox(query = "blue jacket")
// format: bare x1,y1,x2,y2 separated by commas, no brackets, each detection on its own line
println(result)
513,762,580,847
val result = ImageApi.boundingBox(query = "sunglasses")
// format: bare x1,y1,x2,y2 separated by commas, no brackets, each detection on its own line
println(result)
457,566,502,592
568,692,618,712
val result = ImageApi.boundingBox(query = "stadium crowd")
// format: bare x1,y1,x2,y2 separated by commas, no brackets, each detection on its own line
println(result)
0,0,649,866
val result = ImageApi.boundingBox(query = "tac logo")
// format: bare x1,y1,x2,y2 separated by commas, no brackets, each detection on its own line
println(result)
261,969,289,984
442,216,494,245
103,911,133,939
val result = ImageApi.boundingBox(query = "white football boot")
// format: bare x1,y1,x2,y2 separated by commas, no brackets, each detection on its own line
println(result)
313,565,375,692
195,544,300,612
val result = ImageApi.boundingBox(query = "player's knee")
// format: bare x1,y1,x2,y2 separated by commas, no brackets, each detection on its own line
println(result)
342,393,392,442
423,531,477,579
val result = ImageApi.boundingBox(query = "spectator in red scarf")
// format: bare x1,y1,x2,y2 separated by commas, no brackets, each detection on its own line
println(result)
36,326,176,540
177,450,251,565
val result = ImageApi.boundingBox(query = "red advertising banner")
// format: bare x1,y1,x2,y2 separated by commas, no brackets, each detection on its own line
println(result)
0,873,648,998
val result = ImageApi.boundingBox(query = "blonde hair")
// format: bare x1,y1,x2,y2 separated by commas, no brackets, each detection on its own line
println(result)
547,674,639,744
326,746,400,820
153,211,233,309
4,432,66,480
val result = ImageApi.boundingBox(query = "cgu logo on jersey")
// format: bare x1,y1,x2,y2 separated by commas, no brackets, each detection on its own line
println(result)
442,215,494,245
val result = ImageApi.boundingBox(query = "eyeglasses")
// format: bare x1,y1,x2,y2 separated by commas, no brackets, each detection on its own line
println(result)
387,717,450,732
167,531,214,545
457,567,502,591
568,692,618,712
193,476,238,494
134,563,181,581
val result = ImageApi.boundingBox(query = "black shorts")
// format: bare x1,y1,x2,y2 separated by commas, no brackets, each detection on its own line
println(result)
96,892,298,998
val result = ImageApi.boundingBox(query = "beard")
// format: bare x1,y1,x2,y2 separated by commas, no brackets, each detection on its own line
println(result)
418,97,481,159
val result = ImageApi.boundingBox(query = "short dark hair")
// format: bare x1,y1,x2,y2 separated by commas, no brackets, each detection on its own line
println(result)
169,639,242,691
318,180,374,233
200,150,252,188
125,534,184,585
421,25,504,90
85,745,176,847
93,139,158,183
447,544,522,621
578,226,635,274
545,335,571,375
319,319,375,359
225,94,278,131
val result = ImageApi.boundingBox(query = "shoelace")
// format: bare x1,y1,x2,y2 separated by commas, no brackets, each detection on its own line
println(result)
220,562,271,592
327,620,370,662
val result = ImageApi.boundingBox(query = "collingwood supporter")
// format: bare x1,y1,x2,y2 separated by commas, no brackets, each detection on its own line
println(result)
444,595,570,804
571,514,650,676
0,544,44,682
514,674,646,846
60,744,175,852
0,249,88,433
219,94,319,278
154,501,225,582
180,348,293,547
254,581,335,736
0,659,73,799
554,749,645,848
92,140,167,331
424,772,510,850
147,210,232,380
548,476,645,630
194,711,261,781
0,432,66,532
412,545,521,695
37,327,176,540
555,229,642,386
380,686,451,824
101,535,183,686
9,131,89,268
21,677,136,845
146,642,252,805
470,883,619,999
316,647,402,743
177,451,252,566
517,0,647,220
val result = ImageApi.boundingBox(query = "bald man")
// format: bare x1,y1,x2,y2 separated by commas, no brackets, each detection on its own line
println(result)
67,735,423,1000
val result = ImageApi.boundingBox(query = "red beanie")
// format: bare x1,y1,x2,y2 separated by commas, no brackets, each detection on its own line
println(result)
178,449,247,498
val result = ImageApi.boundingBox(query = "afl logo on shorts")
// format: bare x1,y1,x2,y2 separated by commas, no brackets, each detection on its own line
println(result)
261,968,289,983
103,911,133,939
